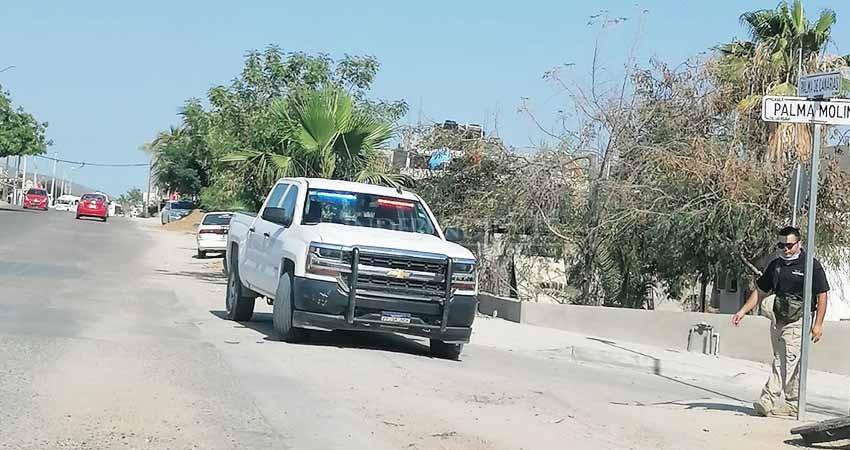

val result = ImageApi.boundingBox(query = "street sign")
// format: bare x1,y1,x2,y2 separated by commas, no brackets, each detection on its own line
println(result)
798,70,847,99
762,96,850,125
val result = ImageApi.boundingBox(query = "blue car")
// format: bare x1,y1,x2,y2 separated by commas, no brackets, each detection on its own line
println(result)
160,200,194,225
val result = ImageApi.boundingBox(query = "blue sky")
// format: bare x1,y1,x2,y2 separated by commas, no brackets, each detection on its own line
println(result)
2,0,849,195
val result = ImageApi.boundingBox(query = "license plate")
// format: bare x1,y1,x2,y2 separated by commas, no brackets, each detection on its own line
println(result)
380,312,411,324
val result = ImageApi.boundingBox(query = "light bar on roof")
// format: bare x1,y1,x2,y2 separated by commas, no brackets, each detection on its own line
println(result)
314,191,357,201
377,198,414,209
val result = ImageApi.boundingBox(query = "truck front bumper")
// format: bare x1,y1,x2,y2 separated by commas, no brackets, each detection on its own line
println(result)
292,275,476,344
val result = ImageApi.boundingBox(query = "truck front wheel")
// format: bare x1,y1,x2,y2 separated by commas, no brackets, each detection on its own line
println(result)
430,340,463,360
273,272,304,342
225,260,255,321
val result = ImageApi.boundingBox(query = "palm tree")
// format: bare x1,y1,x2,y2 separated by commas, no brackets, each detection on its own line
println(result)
716,0,838,162
142,126,188,195
222,87,407,198
286,86,407,186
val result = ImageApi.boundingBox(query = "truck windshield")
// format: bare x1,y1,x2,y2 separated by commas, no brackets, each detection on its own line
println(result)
303,189,437,236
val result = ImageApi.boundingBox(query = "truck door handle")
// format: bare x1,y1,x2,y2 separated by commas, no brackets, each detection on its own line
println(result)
263,232,271,238
248,227,255,233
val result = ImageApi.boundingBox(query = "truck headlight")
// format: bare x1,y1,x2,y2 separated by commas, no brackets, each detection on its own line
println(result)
451,259,477,292
306,243,348,278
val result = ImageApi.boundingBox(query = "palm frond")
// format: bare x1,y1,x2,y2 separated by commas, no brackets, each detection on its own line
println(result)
291,87,344,154
813,8,835,36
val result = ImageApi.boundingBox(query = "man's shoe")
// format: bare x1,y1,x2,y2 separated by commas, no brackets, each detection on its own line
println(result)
753,401,771,417
772,402,797,417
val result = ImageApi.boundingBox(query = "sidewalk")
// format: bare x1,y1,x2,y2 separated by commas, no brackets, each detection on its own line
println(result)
472,315,850,421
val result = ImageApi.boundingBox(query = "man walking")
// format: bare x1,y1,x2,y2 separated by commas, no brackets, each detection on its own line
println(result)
732,226,829,417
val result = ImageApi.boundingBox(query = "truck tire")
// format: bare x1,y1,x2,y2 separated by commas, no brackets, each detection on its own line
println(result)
225,258,255,321
273,272,304,342
430,340,463,361
197,249,206,259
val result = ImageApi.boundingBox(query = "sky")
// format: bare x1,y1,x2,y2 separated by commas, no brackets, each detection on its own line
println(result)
2,0,850,195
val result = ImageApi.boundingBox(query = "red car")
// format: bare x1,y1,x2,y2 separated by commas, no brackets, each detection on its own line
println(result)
76,192,109,222
23,188,49,210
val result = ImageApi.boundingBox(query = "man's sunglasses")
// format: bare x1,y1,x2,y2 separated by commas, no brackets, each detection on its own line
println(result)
777,242,798,250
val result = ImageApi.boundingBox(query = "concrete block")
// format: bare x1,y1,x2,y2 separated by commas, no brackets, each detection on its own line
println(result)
477,293,524,323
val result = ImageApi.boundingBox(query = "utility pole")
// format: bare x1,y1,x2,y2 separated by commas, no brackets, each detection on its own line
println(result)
21,155,27,204
68,167,76,196
50,152,58,204
15,156,21,205
145,157,153,218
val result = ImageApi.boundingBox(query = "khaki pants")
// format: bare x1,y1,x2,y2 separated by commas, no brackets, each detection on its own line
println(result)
759,295,803,411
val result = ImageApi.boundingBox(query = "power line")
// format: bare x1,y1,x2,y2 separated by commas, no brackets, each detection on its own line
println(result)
34,154,148,168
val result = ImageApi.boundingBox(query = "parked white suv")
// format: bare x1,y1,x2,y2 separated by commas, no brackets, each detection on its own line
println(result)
225,178,477,359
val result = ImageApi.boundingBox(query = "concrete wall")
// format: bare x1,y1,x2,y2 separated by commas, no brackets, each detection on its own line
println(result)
478,293,524,323
477,293,850,375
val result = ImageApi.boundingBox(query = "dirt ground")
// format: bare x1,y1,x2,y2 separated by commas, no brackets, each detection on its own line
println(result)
162,209,206,233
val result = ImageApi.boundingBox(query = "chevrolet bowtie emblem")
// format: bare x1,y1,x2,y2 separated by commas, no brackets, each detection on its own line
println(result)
387,269,411,279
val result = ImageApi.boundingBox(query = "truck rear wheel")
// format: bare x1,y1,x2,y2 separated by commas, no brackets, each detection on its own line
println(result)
430,340,463,360
273,272,304,342
225,258,255,321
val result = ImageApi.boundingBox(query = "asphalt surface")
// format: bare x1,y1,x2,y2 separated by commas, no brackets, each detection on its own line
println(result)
0,208,281,450
0,206,826,450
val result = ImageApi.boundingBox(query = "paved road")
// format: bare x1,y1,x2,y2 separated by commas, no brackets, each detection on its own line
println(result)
0,207,820,450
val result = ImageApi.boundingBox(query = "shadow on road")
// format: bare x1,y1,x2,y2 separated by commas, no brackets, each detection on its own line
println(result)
209,310,432,357
784,437,850,449
662,400,758,416
0,207,36,213
155,268,226,285
193,253,225,260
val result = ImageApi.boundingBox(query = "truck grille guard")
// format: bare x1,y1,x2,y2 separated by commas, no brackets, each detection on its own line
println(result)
338,247,455,332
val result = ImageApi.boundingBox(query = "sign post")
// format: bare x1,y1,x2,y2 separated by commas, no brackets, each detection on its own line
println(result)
761,70,850,420
797,120,819,421
789,162,805,227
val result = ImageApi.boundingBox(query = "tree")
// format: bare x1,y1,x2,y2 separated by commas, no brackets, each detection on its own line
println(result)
143,126,203,198
145,47,408,209
125,188,143,205
0,85,50,158
715,0,841,162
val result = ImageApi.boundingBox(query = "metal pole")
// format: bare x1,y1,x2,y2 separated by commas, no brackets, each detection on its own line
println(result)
145,158,153,218
15,156,20,205
21,155,27,204
50,153,58,203
797,122,821,421
792,163,801,227
2,157,8,202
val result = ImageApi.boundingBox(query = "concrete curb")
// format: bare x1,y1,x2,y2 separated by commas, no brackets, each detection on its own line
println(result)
566,344,754,383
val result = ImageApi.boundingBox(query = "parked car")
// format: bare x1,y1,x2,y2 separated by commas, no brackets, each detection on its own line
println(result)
54,194,80,212
23,188,49,211
225,177,477,360
196,211,233,259
76,192,109,222
161,200,194,225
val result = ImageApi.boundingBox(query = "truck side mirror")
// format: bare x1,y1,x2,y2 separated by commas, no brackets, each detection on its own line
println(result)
444,227,463,243
262,207,292,227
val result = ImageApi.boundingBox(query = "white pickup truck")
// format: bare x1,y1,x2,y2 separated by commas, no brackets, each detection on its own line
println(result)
224,177,478,359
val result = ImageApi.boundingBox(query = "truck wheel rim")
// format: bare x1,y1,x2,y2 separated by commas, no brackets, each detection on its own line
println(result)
227,273,236,313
